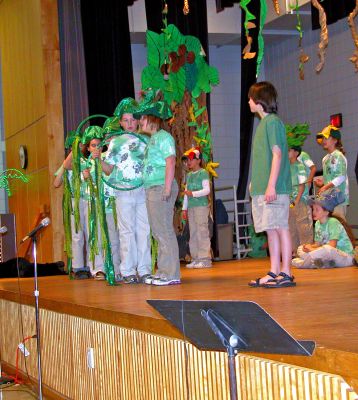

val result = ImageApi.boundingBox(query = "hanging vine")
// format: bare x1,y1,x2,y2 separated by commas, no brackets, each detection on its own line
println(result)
348,0,358,72
311,0,328,73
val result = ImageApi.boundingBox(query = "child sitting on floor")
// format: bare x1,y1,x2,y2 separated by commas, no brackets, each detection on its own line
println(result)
292,188,355,268
181,147,212,268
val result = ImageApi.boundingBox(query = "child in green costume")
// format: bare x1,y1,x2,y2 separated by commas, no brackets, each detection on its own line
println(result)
181,147,212,269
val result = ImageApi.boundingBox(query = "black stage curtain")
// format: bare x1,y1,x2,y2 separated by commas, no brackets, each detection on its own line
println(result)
237,0,260,201
80,1,135,118
311,0,355,30
213,0,259,200
215,0,239,13
144,0,208,60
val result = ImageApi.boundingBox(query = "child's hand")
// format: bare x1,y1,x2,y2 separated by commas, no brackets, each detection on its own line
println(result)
318,184,330,195
303,244,313,252
182,210,188,220
82,169,90,179
184,190,193,197
91,148,101,159
162,187,171,201
264,186,276,203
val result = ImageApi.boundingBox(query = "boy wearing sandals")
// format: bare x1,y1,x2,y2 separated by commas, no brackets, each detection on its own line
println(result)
248,82,295,288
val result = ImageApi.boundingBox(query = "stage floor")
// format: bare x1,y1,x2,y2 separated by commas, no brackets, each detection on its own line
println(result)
0,257,357,354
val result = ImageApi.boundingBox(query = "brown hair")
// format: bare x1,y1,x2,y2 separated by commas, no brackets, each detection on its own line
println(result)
143,115,162,131
329,213,356,247
248,81,278,114
334,138,346,155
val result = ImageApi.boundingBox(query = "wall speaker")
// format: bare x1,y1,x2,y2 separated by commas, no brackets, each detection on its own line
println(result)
0,214,16,262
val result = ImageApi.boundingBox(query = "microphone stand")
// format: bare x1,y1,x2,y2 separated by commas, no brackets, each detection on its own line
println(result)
31,234,43,400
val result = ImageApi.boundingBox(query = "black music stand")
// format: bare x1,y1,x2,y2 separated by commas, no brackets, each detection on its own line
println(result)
147,300,315,400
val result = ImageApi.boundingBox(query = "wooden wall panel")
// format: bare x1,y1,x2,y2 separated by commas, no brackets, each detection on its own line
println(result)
0,0,65,263
0,0,46,138
1,299,357,400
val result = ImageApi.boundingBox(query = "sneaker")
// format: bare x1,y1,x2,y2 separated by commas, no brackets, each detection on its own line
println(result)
313,258,324,268
151,278,181,286
192,261,212,269
115,274,123,283
186,261,197,268
143,275,161,285
123,275,138,284
139,274,152,283
72,270,91,280
93,271,106,280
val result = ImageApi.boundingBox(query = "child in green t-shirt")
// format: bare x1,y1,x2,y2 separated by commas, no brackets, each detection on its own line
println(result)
247,81,295,288
292,188,355,268
314,125,349,220
132,96,181,286
181,147,212,268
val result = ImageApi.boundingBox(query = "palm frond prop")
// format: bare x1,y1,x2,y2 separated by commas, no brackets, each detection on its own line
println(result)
0,168,29,196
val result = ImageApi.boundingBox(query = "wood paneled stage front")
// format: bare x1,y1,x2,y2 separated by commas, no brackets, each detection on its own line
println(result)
0,258,357,399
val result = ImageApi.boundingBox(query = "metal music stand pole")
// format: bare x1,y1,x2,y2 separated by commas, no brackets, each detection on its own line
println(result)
31,234,43,400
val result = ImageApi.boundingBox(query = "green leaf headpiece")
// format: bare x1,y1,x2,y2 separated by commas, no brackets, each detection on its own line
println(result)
81,126,104,144
286,123,311,148
113,97,139,119
133,98,172,120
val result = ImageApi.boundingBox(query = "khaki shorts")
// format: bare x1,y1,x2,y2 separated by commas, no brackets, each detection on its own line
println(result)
252,194,290,233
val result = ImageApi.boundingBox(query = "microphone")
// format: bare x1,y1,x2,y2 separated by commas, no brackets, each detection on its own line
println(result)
0,226,7,234
20,218,51,244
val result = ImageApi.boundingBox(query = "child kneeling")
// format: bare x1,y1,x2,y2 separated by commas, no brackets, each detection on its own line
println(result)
182,147,212,268
292,189,355,268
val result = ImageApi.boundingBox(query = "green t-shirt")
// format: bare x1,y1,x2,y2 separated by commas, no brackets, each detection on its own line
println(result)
187,169,209,208
322,149,349,205
143,129,176,188
251,114,291,196
103,132,148,190
314,218,353,255
298,151,313,177
290,161,308,203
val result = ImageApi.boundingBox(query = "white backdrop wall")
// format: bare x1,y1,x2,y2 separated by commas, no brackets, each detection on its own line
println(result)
264,18,358,222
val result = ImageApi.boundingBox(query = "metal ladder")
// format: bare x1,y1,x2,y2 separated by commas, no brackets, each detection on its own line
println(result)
215,185,252,259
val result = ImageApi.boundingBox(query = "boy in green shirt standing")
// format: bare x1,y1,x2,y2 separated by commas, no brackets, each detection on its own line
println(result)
248,82,295,288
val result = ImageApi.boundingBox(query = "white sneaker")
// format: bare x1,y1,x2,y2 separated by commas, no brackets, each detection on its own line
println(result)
144,275,161,285
151,278,181,286
186,261,197,268
192,261,212,269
